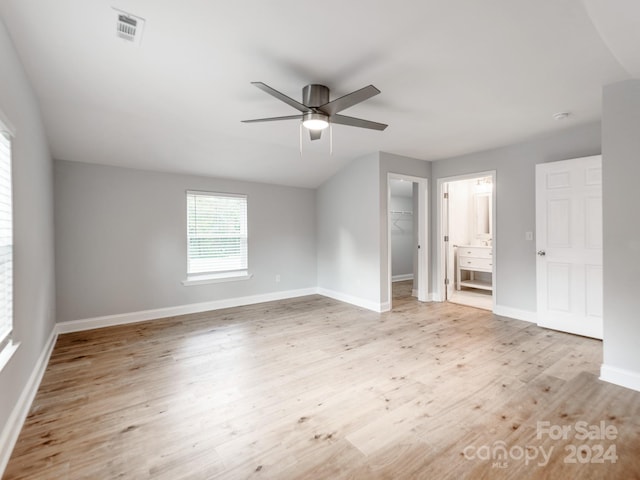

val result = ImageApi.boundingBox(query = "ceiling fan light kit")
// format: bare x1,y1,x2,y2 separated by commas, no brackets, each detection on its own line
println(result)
242,82,387,143
302,113,329,130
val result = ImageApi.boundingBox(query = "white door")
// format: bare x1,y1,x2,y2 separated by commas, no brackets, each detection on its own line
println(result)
535,155,602,339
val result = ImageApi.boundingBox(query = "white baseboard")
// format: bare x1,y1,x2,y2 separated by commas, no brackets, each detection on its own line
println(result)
0,327,57,477
493,305,537,323
600,364,640,393
57,288,318,334
317,288,383,313
392,274,414,282
413,292,437,301
430,292,444,302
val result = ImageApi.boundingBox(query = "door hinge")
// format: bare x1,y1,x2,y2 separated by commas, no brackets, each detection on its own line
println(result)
443,192,449,199
445,278,450,285
444,235,449,242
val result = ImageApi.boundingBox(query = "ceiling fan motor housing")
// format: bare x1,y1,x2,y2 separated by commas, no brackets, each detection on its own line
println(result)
302,84,329,108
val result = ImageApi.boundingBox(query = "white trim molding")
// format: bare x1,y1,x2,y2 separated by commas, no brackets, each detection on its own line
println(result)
57,288,317,334
493,305,537,323
392,274,414,282
0,340,20,373
430,292,444,302
317,288,384,313
0,327,57,477
181,272,253,286
600,364,640,393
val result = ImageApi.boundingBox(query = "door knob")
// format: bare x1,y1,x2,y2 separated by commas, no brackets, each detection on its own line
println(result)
537,250,546,256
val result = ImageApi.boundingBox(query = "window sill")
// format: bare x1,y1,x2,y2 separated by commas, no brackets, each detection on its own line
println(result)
182,271,253,286
0,340,20,373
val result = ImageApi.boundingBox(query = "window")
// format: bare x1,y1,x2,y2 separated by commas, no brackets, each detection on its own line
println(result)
186,191,248,280
0,130,12,354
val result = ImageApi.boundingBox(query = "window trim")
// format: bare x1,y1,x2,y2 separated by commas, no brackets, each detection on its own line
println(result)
0,339,19,372
181,271,253,286
0,113,17,369
184,190,249,284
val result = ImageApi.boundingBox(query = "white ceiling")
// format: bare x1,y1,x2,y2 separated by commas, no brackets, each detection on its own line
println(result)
0,1,635,188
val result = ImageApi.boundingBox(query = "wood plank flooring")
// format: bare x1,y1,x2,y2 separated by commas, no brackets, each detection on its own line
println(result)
4,282,640,479
449,287,493,311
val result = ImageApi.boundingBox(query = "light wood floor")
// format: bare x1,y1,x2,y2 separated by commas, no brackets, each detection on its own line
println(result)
449,287,493,311
5,284,640,479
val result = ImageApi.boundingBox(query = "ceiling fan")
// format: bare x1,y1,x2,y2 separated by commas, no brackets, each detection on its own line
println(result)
242,82,388,141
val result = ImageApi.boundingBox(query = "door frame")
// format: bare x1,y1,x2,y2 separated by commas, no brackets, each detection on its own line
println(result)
435,170,497,308
387,173,429,309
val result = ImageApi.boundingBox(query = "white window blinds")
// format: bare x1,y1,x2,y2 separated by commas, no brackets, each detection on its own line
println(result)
187,191,247,275
0,131,12,351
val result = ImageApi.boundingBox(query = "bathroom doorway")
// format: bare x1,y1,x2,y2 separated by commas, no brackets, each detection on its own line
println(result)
437,172,496,310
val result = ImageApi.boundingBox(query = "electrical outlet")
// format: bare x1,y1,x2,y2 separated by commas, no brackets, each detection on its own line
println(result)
525,231,534,241
275,274,281,283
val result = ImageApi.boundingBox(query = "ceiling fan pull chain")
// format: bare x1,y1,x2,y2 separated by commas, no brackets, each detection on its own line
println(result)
299,123,303,160
330,124,333,156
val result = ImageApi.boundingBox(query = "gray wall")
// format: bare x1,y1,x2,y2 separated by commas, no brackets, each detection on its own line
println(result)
54,160,316,322
317,152,430,308
431,122,601,312
602,80,640,375
316,153,381,305
0,19,55,443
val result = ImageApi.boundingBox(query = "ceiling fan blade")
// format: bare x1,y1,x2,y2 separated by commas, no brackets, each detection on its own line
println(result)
241,115,302,123
318,85,380,115
331,114,388,131
251,82,311,113
309,129,322,141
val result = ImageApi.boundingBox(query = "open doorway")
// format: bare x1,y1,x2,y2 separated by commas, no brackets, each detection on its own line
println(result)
387,173,428,310
437,172,496,311
390,179,417,304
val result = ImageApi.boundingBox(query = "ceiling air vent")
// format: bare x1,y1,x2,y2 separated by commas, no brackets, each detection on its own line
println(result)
117,15,137,40
113,8,145,46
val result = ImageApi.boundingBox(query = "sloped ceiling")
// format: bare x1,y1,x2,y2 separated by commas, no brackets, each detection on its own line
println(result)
0,1,633,187
582,0,640,78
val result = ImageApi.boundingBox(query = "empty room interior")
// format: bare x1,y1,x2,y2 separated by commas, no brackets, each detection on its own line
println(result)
1,1,640,479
